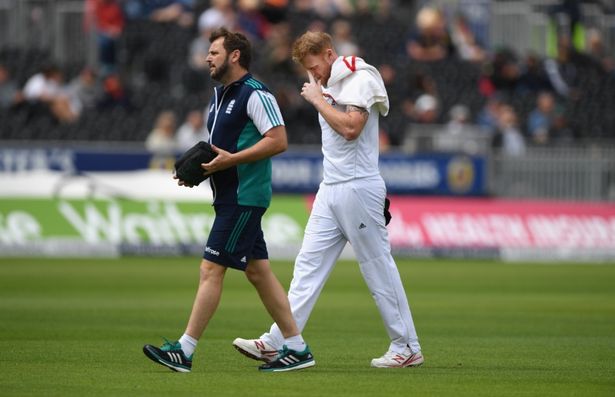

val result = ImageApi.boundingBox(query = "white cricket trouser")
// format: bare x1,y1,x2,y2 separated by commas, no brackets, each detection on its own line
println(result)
262,175,421,354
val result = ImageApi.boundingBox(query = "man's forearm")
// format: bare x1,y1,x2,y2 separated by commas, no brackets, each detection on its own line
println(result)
231,127,288,164
312,97,366,141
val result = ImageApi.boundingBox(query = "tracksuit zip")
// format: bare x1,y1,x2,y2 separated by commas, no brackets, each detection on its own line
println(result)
208,85,231,202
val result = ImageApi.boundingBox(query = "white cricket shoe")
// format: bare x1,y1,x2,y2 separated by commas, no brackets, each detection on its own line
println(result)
232,338,279,363
371,346,424,368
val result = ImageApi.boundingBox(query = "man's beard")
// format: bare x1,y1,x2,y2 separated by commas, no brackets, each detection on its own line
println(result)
211,56,230,82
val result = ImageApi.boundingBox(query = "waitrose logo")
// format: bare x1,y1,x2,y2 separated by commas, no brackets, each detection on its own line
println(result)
59,201,214,244
0,199,303,248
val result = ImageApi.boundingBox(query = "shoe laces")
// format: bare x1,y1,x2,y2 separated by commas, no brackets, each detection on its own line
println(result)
160,337,180,352
277,345,291,357
382,350,398,359
382,348,411,361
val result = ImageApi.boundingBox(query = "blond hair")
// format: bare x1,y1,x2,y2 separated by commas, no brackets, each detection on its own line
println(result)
291,31,334,63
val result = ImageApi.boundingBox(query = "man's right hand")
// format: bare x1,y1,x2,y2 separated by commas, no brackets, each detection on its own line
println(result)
301,71,324,106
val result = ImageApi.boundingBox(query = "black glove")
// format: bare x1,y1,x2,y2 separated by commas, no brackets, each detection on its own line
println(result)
384,197,392,226
174,141,218,186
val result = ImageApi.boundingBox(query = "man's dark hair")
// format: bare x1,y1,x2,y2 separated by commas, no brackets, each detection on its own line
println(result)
210,27,251,70
40,62,61,78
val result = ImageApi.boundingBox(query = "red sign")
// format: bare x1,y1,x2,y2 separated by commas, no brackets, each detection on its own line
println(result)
386,197,615,249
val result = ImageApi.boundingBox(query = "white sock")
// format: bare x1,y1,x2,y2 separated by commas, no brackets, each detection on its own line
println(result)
261,332,283,350
284,334,306,352
178,333,198,357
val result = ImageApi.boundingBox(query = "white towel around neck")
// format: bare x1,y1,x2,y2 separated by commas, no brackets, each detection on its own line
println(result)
324,56,389,117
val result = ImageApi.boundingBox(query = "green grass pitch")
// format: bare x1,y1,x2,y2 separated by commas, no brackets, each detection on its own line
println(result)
1,257,614,396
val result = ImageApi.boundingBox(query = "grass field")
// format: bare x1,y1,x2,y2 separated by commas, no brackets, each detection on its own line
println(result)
0,257,614,396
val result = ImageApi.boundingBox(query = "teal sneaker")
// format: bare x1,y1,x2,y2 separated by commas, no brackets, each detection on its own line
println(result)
258,345,315,372
143,338,193,372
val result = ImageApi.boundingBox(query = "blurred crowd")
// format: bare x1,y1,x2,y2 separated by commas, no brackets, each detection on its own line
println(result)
0,0,614,156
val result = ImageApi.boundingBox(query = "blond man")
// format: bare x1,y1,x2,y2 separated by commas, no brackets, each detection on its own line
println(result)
234,31,423,368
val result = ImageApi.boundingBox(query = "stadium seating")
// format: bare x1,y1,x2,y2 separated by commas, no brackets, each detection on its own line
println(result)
0,3,614,145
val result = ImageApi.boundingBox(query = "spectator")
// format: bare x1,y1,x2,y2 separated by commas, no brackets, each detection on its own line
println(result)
492,105,526,156
197,0,235,33
586,28,615,75
261,22,295,84
123,0,194,26
544,35,587,99
401,69,439,122
146,110,177,155
477,62,496,97
527,91,556,145
188,1,235,67
477,94,504,136
331,19,360,57
550,105,574,144
84,0,125,75
489,48,520,94
67,66,103,114
517,52,553,94
122,0,143,19
23,65,61,103
406,7,454,62
446,104,471,135
261,0,289,24
236,0,270,42
186,0,235,93
311,0,353,19
547,0,584,56
260,22,318,145
23,64,78,123
0,64,23,110
175,110,207,152
411,93,439,124
98,73,130,109
439,104,482,154
450,13,486,63
416,69,439,96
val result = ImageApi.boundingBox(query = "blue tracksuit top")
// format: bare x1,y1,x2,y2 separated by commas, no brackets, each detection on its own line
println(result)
206,73,281,208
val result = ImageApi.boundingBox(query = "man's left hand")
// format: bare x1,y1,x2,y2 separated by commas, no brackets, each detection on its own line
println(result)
173,174,194,188
201,145,234,176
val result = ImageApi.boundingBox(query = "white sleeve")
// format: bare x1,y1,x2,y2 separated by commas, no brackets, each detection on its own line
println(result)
23,75,45,99
246,90,285,136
